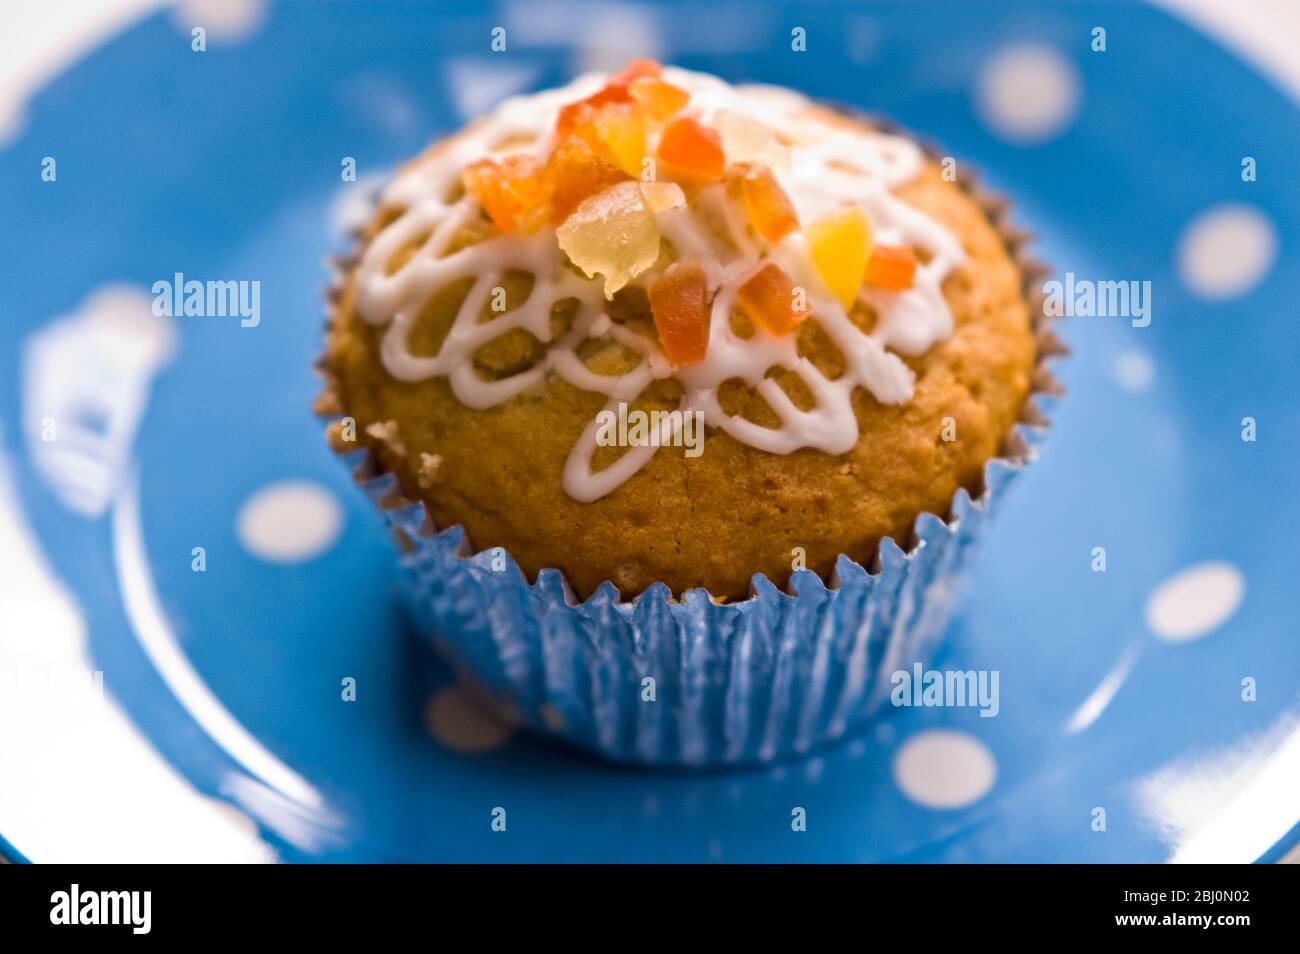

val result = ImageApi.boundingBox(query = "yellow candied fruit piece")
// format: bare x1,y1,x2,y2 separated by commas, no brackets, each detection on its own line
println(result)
806,207,873,310
628,76,690,120
579,103,647,177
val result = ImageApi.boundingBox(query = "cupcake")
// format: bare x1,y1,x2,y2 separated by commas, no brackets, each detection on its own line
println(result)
318,61,1058,766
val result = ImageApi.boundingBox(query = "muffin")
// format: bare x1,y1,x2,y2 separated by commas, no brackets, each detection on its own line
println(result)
318,61,1058,765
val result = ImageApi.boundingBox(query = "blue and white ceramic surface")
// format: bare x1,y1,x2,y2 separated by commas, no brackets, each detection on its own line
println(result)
1,0,1297,862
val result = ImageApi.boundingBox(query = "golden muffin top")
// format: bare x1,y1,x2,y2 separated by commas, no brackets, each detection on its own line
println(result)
348,62,970,499
324,62,1038,599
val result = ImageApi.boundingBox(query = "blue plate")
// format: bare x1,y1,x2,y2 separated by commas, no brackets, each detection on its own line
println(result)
1,0,1297,863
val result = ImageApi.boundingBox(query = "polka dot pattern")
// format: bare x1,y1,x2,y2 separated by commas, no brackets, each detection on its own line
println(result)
893,730,997,809
425,686,515,754
236,481,342,563
1178,204,1277,300
444,59,540,122
1113,349,1155,392
0,93,24,149
976,44,1081,143
1146,562,1245,642
173,0,267,43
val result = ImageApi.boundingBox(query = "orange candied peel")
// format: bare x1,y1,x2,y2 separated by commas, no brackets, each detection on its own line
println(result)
555,59,665,137
649,260,712,365
736,262,807,336
805,207,873,309
628,76,690,120
571,101,647,176
552,65,683,178
657,116,726,180
734,163,799,243
461,154,549,232
863,244,918,291
610,58,663,86
544,135,629,223
458,61,691,240
556,86,630,138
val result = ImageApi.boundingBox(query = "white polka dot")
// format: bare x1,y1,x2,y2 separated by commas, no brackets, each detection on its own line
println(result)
1146,562,1244,642
893,730,996,809
1178,205,1277,300
976,44,1081,144
425,686,514,754
0,92,25,148
572,8,667,74
1113,349,1155,392
342,74,420,138
329,172,388,238
236,481,341,563
82,286,178,369
173,0,267,43
444,59,540,123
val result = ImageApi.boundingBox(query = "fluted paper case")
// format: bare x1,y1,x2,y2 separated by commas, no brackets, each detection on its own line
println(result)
323,147,1061,768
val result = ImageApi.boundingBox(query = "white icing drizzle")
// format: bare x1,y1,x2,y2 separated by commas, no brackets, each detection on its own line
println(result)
353,68,966,503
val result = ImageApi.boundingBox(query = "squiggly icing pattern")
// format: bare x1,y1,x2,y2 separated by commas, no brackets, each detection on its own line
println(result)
353,68,966,502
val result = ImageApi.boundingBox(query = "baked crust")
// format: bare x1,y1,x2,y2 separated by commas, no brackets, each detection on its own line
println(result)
321,111,1038,601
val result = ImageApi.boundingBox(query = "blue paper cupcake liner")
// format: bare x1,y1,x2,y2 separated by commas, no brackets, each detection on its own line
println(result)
321,156,1062,768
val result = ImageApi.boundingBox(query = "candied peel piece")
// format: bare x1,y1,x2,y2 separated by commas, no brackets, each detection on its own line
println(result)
462,154,548,232
737,262,807,336
863,243,918,291
649,260,711,365
639,180,686,213
611,59,663,85
658,116,726,180
556,88,629,138
715,109,788,169
545,135,629,223
572,101,647,176
734,163,799,243
551,63,682,179
806,207,874,309
556,181,660,298
555,59,663,137
628,76,690,120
